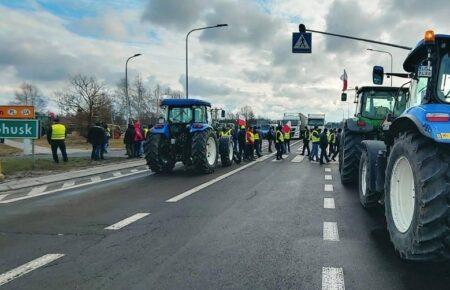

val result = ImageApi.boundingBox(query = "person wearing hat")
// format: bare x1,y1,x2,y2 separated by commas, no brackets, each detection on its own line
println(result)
47,118,68,163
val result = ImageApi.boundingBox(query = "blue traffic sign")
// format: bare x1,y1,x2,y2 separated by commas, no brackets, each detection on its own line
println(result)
292,32,312,53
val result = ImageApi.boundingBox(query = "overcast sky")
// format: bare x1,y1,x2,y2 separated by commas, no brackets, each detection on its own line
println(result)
1,0,449,121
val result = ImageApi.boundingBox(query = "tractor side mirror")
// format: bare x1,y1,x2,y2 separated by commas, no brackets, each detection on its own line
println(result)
373,66,384,85
221,110,226,118
341,93,347,102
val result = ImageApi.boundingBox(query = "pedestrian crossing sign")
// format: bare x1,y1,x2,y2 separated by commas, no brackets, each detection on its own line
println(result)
292,32,312,53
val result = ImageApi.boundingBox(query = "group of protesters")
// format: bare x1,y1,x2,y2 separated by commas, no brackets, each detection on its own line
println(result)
123,121,151,158
87,122,111,161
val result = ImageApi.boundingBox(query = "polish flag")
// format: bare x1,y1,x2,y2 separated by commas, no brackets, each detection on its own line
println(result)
237,114,246,127
340,70,348,91
283,121,291,133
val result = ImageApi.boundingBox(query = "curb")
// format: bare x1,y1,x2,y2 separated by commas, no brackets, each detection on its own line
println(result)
0,160,147,193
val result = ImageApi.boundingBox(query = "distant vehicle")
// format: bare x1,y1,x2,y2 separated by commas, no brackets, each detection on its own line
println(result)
256,119,271,138
307,113,325,130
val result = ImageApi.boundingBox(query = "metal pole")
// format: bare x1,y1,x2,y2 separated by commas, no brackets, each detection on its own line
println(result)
185,24,228,99
367,48,394,86
125,54,142,124
305,28,412,50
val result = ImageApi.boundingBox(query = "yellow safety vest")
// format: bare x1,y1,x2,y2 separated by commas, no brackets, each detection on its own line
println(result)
311,130,320,143
51,124,66,140
276,130,284,143
329,133,335,144
254,132,260,141
284,132,290,140
143,128,149,137
223,129,232,136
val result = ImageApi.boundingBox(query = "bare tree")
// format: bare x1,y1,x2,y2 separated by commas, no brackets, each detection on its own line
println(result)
129,74,155,123
239,105,255,122
11,82,48,111
56,74,110,127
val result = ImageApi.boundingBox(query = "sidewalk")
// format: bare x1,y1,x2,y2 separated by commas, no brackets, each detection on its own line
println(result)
5,139,90,154
0,159,146,192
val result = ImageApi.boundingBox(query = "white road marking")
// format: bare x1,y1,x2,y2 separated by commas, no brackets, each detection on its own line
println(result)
322,267,345,290
324,184,334,192
325,175,332,180
0,254,65,286
112,172,122,177
130,169,139,173
105,213,150,230
0,169,151,204
166,151,280,203
61,180,75,188
325,168,331,172
324,198,335,209
291,155,304,163
90,176,101,182
28,185,48,196
0,195,6,201
323,222,339,241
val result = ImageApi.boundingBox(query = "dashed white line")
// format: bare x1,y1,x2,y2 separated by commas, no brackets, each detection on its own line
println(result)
112,172,122,177
0,254,65,286
61,180,75,188
322,267,345,290
323,222,339,241
324,184,334,192
325,175,332,180
28,185,48,195
325,168,331,172
130,169,139,173
105,213,150,230
324,198,335,209
90,176,101,182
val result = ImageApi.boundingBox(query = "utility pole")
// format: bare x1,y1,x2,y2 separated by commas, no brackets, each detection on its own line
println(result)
186,24,228,99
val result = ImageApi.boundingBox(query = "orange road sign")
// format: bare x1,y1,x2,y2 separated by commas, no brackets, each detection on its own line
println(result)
0,105,35,119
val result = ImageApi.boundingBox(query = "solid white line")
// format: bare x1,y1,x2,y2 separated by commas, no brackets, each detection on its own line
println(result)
105,213,150,230
28,185,48,196
61,180,75,188
0,169,152,204
324,198,335,209
324,184,334,192
323,222,339,241
0,254,64,286
322,267,345,290
325,168,331,172
325,175,332,180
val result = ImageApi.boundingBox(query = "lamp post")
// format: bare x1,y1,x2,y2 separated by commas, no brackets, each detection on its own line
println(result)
125,53,142,123
367,48,393,86
186,24,228,99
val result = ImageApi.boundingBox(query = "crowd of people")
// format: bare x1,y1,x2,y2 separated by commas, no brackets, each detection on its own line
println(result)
300,126,342,165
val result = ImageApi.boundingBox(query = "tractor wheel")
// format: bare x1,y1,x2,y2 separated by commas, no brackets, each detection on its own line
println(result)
385,131,450,261
219,136,233,167
191,130,218,173
144,134,175,173
358,150,380,208
339,127,364,185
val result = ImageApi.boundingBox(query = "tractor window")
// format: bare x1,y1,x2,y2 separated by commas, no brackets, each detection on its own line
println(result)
193,106,207,123
437,52,450,103
410,77,428,107
168,107,192,123
361,91,395,119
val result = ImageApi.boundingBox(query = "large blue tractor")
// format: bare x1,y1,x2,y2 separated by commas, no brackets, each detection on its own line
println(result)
359,32,450,260
145,99,234,174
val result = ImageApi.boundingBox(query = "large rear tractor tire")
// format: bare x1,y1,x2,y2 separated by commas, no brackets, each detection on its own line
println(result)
358,150,381,208
144,134,175,173
385,131,450,261
219,136,233,167
191,130,218,174
339,128,364,185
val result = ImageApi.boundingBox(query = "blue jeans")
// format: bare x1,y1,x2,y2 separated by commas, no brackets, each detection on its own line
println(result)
91,144,102,160
311,143,319,161
134,141,142,157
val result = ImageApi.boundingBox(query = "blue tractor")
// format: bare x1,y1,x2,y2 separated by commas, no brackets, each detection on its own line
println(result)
359,31,450,260
145,99,234,174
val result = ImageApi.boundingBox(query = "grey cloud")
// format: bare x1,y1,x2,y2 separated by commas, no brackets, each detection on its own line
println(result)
178,74,235,97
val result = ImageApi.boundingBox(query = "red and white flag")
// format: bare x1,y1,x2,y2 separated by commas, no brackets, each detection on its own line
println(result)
237,114,246,127
283,121,291,133
340,70,348,91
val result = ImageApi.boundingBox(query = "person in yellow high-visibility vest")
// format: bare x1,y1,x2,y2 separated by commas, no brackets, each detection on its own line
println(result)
309,127,320,162
253,126,262,158
275,125,284,160
283,128,291,153
47,118,68,163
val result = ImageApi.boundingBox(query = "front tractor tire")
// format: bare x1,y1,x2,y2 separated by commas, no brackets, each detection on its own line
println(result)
144,134,175,173
191,130,218,174
385,131,450,261
339,128,364,185
358,150,381,208
219,136,234,167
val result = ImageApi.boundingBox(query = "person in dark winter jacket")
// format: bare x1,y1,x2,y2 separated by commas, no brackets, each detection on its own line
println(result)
87,122,106,161
124,123,135,158
237,126,246,161
319,128,330,165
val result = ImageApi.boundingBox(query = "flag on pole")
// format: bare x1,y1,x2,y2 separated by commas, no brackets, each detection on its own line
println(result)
237,114,246,127
282,121,291,133
340,70,348,91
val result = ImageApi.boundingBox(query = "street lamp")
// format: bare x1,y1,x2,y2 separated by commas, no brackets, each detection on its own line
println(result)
125,53,142,123
367,48,393,87
185,24,228,99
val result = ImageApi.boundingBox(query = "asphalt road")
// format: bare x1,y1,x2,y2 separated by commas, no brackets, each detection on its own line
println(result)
1,141,449,289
